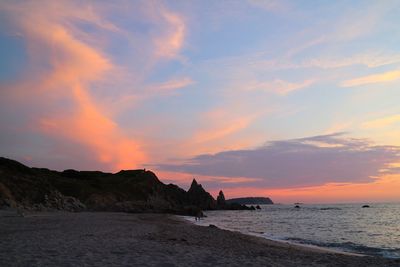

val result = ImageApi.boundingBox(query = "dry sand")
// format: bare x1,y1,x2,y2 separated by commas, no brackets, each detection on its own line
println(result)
0,211,399,267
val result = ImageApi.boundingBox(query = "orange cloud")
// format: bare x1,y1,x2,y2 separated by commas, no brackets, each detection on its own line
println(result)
324,121,353,134
40,84,146,170
187,108,263,155
155,170,400,204
220,174,400,203
3,1,146,170
341,70,400,87
362,114,400,129
193,116,253,144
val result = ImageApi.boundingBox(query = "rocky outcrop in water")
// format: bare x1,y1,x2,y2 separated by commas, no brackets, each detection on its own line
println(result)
227,197,274,205
216,190,226,208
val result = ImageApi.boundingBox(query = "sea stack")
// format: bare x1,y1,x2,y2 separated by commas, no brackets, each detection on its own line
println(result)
217,190,226,208
187,179,217,210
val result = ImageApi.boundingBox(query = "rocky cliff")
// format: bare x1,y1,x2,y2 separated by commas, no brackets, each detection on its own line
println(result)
0,157,250,215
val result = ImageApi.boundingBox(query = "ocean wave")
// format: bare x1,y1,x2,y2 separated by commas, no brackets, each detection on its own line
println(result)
284,237,400,259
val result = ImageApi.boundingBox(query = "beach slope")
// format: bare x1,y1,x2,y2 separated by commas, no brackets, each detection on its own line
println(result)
0,211,398,266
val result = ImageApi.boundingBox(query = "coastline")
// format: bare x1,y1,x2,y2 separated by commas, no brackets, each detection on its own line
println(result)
180,215,366,257
1,211,399,267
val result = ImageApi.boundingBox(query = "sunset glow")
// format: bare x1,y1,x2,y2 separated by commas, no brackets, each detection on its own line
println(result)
1,0,400,203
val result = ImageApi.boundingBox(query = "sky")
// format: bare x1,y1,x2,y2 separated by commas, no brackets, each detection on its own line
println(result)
1,0,400,203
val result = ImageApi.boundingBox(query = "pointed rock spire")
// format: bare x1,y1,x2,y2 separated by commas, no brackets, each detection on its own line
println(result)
187,179,217,210
190,178,198,188
217,190,226,207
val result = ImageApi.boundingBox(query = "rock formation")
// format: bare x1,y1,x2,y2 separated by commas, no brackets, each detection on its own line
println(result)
216,190,226,208
226,197,274,205
43,190,86,212
0,157,252,215
187,179,217,210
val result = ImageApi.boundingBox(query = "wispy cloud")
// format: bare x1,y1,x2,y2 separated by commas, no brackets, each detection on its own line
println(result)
301,51,400,69
193,115,255,144
1,0,400,204
148,77,194,94
0,0,194,171
0,1,150,170
154,133,400,188
246,79,314,95
362,114,400,129
247,0,288,13
154,10,186,59
341,70,400,87
286,1,394,58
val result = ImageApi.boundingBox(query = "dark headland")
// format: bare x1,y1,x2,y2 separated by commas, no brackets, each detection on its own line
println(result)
0,157,257,215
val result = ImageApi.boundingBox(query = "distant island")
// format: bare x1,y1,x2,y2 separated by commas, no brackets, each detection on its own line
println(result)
227,197,274,205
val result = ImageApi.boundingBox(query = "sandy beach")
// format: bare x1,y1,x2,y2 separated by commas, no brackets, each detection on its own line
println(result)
0,211,398,267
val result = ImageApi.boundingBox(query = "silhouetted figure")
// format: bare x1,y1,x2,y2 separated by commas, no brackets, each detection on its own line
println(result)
195,211,202,221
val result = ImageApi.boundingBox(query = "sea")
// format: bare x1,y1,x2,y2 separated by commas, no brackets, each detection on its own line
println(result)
184,203,400,259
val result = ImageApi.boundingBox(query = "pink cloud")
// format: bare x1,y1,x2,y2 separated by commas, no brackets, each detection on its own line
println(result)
154,10,186,59
148,77,194,93
1,1,147,170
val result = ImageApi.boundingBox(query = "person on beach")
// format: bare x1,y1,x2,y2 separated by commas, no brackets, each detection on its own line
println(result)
195,211,202,221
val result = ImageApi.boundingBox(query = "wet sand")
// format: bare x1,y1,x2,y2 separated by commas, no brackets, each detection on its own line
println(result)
0,211,398,266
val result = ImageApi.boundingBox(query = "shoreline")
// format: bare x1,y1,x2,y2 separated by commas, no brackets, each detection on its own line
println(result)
179,215,365,257
1,211,399,266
